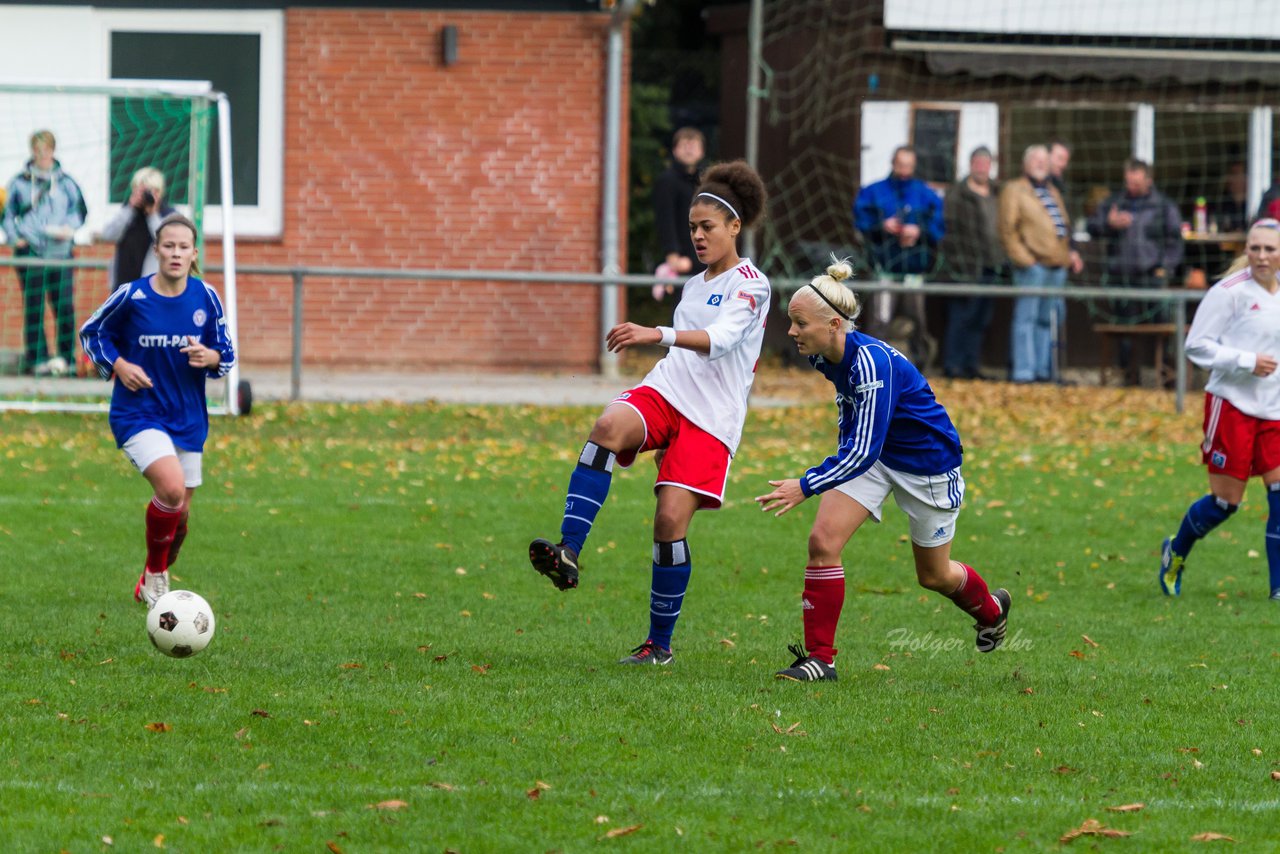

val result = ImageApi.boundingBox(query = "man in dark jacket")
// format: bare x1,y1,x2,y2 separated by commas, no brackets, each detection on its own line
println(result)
1087,158,1184,385
940,146,1004,379
652,127,705,290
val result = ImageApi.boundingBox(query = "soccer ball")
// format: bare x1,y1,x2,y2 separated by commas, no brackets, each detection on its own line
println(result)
146,590,216,658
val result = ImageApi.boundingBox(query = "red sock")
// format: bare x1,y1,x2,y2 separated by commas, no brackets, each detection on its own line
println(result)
946,562,1001,626
802,565,845,665
167,510,190,567
145,498,181,574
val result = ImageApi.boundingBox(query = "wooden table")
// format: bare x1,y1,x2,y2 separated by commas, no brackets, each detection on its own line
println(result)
1092,322,1187,387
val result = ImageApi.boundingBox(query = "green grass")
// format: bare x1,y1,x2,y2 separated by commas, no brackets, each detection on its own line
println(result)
2,386,1279,852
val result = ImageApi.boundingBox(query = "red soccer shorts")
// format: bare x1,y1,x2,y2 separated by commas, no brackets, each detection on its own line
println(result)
609,385,732,509
1201,393,1280,480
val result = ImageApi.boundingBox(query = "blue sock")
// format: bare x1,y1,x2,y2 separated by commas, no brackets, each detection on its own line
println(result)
1171,494,1238,558
559,442,615,555
1267,484,1280,593
647,538,691,651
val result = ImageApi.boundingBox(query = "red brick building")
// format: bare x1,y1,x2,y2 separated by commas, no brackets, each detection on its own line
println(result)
0,1,628,374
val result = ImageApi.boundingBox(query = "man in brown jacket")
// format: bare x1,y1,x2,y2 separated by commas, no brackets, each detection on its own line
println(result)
998,144,1084,383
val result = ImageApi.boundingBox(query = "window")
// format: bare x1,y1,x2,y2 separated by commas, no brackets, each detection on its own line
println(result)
101,10,283,238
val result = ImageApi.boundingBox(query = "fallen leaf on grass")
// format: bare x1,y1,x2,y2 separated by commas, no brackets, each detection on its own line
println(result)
1082,635,1099,648
1106,803,1145,812
1271,771,1280,781
1068,650,1086,659
595,815,610,824
1190,832,1235,842
101,837,112,846
872,663,891,671
720,638,736,647
326,843,344,854
526,787,542,800
153,834,165,848
427,782,455,791
368,800,408,811
601,824,643,839
251,709,271,718
471,664,490,674
1059,818,1130,843
234,727,249,741
771,721,807,736
340,663,364,670
144,722,171,733
1052,766,1078,775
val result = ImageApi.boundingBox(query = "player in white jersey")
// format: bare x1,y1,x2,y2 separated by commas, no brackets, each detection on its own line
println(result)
529,160,770,666
1159,218,1280,600
755,261,1010,682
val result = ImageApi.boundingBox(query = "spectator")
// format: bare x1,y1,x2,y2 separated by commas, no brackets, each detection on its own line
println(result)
853,146,944,368
853,145,944,276
1044,138,1085,275
2,129,87,376
1211,160,1249,234
998,144,1084,384
652,127,705,297
940,146,1004,379
1087,158,1184,385
100,167,176,287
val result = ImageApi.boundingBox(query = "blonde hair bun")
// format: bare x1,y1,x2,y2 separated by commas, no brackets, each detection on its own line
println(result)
826,259,854,282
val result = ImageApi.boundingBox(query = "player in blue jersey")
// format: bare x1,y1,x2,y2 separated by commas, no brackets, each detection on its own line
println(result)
528,160,770,666
755,260,1010,682
80,214,236,607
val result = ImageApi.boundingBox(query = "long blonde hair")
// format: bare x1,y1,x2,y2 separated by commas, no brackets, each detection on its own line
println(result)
1224,218,1280,277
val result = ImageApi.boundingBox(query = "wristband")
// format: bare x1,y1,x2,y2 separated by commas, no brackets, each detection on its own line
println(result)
657,326,676,348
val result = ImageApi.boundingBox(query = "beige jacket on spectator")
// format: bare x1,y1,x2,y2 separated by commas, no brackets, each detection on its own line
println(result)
998,177,1072,269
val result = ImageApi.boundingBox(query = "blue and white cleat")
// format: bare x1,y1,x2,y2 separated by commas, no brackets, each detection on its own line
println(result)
1159,536,1185,596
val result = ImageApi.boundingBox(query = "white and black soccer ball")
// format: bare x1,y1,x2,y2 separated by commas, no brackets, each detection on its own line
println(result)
146,590,216,658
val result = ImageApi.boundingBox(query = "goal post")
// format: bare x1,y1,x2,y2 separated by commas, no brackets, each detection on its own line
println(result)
0,77,240,415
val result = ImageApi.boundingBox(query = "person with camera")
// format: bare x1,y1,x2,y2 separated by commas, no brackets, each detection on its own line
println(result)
100,167,176,288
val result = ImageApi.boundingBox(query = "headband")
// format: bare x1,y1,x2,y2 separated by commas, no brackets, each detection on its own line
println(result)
804,282,852,320
1253,218,1280,230
696,192,740,221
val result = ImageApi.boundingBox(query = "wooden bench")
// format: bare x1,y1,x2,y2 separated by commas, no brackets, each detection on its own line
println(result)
1092,323,1186,387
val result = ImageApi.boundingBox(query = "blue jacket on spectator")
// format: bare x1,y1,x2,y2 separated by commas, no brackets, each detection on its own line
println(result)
854,176,945,275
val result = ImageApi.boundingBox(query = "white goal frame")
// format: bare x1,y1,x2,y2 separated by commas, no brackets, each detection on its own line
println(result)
0,77,240,415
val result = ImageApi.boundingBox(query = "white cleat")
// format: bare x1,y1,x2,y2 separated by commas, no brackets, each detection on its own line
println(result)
134,569,170,608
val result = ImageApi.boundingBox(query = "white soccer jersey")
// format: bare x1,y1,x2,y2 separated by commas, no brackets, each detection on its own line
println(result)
641,259,771,454
1186,268,1280,420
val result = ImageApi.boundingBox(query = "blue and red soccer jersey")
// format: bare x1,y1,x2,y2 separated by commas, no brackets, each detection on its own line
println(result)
80,276,236,451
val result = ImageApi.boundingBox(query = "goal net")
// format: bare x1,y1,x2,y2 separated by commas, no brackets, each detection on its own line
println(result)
0,79,240,413
744,0,1278,339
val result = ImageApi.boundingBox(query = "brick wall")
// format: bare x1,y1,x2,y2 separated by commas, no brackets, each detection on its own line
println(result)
3,8,628,375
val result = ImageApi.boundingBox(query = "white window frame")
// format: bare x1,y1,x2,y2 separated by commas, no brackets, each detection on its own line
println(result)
97,9,284,239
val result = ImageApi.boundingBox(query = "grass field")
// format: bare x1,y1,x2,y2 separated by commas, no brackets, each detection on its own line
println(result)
3,377,1279,852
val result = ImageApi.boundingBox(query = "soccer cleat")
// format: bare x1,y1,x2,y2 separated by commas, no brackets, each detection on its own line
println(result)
975,588,1011,653
618,640,673,665
528,538,579,591
1271,589,1280,602
1159,536,1185,596
134,568,170,609
775,643,837,682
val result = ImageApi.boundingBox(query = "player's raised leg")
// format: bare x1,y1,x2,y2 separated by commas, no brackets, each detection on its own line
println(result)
530,403,645,591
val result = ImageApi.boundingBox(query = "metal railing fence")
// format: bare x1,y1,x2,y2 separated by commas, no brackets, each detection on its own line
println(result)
0,256,1206,412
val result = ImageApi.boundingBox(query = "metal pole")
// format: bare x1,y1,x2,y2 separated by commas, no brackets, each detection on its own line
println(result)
599,0,636,380
743,0,763,261
291,271,304,401
1174,297,1187,415
215,93,241,415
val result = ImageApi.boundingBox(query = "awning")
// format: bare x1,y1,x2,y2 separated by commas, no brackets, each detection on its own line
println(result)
893,39,1280,85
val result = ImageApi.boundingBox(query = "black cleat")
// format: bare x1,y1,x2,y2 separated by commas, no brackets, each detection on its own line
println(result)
774,643,837,682
975,588,1011,653
618,640,673,665
528,538,579,591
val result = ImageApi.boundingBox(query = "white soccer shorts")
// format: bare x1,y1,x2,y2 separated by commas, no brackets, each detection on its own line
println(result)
122,428,203,487
833,459,964,547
